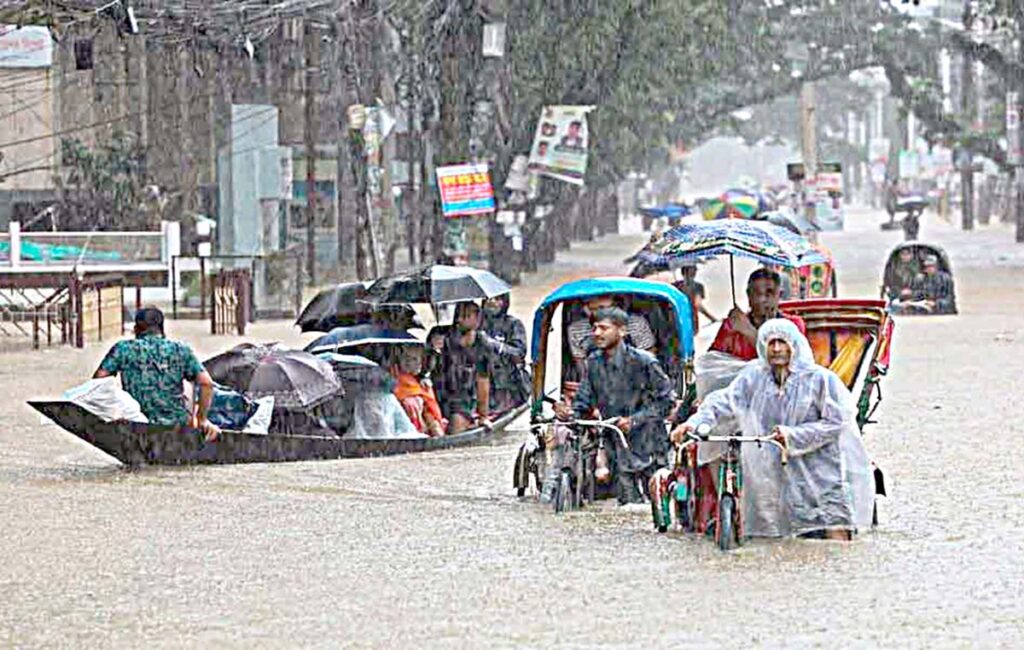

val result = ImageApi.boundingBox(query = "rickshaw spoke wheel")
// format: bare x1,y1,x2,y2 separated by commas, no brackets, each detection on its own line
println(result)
514,445,530,498
554,469,574,513
718,495,738,551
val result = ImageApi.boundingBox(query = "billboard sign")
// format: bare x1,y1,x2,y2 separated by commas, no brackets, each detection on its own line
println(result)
437,163,496,217
0,26,52,68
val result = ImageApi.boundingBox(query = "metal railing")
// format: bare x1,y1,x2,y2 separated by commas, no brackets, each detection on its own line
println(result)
2,221,179,270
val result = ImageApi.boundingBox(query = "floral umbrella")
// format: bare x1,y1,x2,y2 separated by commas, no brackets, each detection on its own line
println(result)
628,219,830,303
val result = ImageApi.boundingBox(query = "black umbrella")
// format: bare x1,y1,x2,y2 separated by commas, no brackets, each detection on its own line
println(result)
295,282,421,332
365,265,511,305
204,345,342,409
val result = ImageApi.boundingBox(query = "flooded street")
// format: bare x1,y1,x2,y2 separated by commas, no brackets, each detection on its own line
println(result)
3,209,1024,648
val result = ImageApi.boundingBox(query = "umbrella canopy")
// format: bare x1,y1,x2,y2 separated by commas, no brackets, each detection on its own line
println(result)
724,187,772,213
295,282,420,333
315,353,393,394
315,352,380,368
364,265,510,305
638,203,692,220
632,219,830,270
762,208,819,236
896,195,929,212
204,345,342,409
304,324,423,356
703,192,760,220
204,343,281,390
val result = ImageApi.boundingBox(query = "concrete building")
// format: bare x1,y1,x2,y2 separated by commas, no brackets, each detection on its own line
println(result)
0,25,58,228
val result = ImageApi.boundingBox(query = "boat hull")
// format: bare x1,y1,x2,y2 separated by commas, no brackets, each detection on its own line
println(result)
29,401,526,467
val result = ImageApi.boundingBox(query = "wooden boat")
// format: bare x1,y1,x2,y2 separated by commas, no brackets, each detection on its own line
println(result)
29,400,527,467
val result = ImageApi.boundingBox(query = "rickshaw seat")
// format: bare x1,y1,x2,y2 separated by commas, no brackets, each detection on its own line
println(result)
827,333,876,390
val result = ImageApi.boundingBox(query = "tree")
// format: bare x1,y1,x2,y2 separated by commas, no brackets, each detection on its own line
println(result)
53,133,161,231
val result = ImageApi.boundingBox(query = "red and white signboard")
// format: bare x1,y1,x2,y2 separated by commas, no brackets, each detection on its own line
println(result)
0,26,52,68
436,163,496,217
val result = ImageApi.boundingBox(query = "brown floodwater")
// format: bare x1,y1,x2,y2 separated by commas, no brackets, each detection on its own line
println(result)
2,209,1023,647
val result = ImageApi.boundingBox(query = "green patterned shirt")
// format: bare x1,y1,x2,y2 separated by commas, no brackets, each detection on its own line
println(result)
99,334,205,425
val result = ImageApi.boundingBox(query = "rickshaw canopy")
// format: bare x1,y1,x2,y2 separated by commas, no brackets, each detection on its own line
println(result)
532,277,695,361
883,242,953,276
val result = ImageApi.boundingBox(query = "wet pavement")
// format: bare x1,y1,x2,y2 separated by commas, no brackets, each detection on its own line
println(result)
2,208,1023,647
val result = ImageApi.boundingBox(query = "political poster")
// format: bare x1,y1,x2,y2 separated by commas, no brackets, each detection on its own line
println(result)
528,105,595,185
436,163,496,217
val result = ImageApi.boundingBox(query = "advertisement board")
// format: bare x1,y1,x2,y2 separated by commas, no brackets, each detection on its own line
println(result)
436,163,496,217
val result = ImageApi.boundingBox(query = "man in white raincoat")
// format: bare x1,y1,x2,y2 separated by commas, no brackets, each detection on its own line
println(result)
671,319,874,540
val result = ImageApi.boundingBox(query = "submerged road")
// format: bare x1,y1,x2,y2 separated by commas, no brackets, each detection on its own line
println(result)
2,208,1023,647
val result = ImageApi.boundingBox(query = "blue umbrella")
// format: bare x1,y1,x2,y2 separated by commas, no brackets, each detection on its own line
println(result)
304,324,422,356
314,352,380,367
638,203,692,220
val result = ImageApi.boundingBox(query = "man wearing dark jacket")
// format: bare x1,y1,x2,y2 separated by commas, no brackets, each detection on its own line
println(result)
555,307,675,504
481,293,530,413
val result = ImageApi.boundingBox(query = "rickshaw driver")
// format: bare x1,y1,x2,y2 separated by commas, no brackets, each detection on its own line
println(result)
711,268,806,361
555,307,675,505
671,319,874,540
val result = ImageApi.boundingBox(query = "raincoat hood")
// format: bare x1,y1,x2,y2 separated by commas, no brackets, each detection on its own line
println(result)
756,318,816,374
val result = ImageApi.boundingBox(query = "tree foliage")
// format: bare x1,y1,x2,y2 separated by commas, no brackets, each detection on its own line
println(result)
54,133,162,231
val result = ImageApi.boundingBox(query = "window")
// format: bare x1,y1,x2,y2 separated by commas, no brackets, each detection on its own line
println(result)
74,39,93,70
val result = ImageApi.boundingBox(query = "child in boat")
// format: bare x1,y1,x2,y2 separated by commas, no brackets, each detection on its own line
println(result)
391,346,446,437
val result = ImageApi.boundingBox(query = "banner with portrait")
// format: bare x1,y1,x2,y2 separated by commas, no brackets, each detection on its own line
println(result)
527,105,595,186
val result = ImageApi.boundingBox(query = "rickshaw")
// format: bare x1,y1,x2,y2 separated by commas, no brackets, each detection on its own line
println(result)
651,298,894,544
784,243,837,299
512,278,696,508
881,242,957,315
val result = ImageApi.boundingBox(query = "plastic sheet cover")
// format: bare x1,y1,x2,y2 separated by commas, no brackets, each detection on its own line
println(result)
345,391,427,440
62,377,149,423
685,319,874,537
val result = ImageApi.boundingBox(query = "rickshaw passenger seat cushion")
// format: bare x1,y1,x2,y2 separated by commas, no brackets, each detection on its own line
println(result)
827,333,868,388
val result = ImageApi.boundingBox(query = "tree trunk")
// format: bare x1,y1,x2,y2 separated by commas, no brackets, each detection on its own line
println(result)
960,0,975,231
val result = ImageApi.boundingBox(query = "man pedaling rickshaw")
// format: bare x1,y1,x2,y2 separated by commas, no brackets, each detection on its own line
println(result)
681,267,808,529
671,319,875,540
554,307,675,505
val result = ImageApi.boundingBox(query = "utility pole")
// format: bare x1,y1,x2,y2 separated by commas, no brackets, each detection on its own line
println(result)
960,0,975,231
331,14,357,280
800,81,818,234
1011,0,1024,243
304,16,319,286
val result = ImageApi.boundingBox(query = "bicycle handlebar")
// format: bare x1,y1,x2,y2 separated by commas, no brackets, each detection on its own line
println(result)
676,430,788,465
528,418,630,450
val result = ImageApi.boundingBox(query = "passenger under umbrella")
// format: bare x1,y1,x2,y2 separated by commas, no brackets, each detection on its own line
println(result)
391,346,447,437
